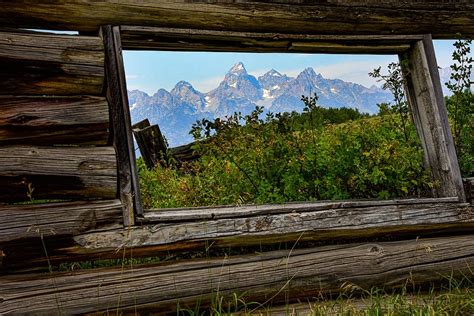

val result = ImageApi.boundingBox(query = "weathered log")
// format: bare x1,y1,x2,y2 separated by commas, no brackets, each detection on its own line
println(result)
0,1,473,38
1,199,472,271
1,234,474,314
76,201,474,252
0,96,109,145
121,27,416,54
0,146,117,202
0,200,123,243
132,119,169,169
0,31,104,95
169,142,200,164
401,36,465,201
102,25,142,224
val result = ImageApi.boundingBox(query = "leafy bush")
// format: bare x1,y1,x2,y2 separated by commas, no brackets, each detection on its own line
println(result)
445,38,473,177
139,102,431,209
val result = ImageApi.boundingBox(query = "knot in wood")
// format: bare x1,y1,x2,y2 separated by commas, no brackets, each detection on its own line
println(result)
369,245,382,254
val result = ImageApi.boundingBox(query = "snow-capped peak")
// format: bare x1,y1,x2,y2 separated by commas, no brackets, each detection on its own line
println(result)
229,62,247,74
266,69,283,77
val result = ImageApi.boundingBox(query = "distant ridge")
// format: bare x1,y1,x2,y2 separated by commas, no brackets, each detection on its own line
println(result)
129,63,457,146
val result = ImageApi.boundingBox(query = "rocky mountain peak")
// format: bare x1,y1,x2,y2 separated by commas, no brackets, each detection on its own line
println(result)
228,62,247,75
298,67,321,79
265,69,283,77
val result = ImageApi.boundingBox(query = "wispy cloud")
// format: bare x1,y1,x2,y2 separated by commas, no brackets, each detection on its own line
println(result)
191,75,225,93
126,74,139,80
315,60,395,87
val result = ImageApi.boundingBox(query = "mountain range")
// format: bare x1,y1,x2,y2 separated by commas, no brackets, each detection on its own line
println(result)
128,62,458,146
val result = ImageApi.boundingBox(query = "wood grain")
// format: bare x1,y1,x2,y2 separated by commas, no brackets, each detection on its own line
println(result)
132,120,168,169
121,27,416,53
401,36,465,201
0,200,123,243
0,146,117,202
102,26,142,225
0,1,472,38
1,200,471,271
78,201,474,252
1,234,474,314
0,96,109,145
0,31,104,95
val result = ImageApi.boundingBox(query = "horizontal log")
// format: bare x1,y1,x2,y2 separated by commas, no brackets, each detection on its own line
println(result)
0,200,123,244
0,146,117,202
0,96,109,145
1,234,474,314
1,200,472,271
0,1,473,38
121,27,416,54
76,201,474,252
0,31,104,95
143,197,460,222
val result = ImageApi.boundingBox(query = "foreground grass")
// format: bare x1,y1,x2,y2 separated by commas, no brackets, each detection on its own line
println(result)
173,276,474,315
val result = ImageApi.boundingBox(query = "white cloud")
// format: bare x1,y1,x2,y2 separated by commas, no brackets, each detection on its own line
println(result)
191,75,224,93
316,60,395,87
126,74,139,80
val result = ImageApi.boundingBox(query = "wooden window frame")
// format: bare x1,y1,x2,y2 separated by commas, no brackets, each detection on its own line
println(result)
105,26,466,226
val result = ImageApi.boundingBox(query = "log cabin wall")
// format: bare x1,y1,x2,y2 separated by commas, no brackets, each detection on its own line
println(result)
0,29,126,271
0,1,473,314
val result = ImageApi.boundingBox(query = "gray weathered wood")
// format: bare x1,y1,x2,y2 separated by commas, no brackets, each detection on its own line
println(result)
143,197,460,222
401,36,465,201
0,146,117,202
0,31,104,95
0,1,473,38
77,201,473,252
132,119,168,169
121,27,416,54
1,234,474,314
0,96,109,145
2,200,471,271
102,25,142,225
0,200,123,243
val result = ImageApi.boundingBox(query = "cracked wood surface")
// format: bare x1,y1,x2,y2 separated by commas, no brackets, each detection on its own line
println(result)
0,146,117,202
1,234,474,314
0,31,104,96
0,96,109,146
0,1,473,38
1,200,472,271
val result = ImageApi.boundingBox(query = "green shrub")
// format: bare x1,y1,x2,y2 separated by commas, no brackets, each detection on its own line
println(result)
139,104,431,209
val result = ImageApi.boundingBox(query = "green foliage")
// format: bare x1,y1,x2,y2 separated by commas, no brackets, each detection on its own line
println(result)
369,62,410,141
445,38,473,177
139,98,431,208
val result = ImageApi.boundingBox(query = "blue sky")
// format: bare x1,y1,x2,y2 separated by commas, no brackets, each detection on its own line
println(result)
124,40,456,95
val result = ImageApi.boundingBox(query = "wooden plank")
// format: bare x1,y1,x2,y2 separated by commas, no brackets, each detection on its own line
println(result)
0,200,123,243
1,201,471,271
121,27,415,53
0,31,104,95
1,234,474,314
143,197,460,222
102,26,142,225
0,146,117,202
131,118,151,131
0,1,473,38
75,201,474,252
401,36,465,201
0,96,109,145
133,124,168,169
